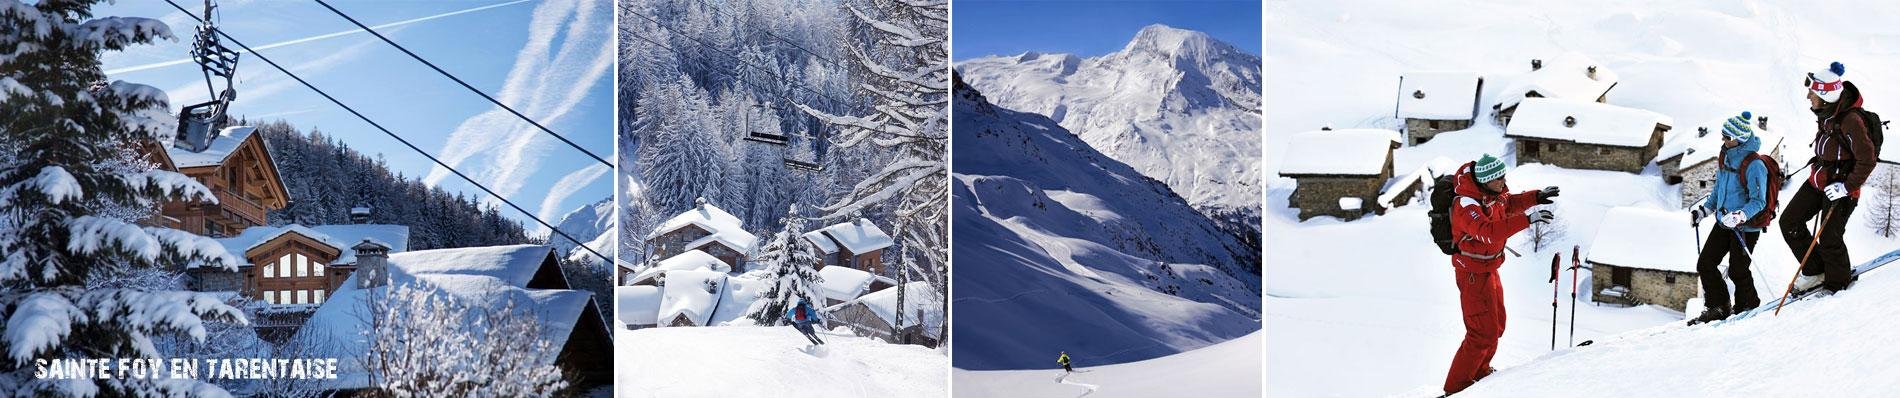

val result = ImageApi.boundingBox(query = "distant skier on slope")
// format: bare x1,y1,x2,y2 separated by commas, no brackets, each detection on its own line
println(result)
1058,351,1073,373
1687,111,1776,325
1783,61,1881,295
786,298,825,345
1441,154,1560,395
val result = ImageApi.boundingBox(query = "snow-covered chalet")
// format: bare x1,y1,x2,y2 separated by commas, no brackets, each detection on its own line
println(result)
644,198,758,271
1505,98,1672,173
1492,53,1618,127
1396,71,1483,145
1587,207,1700,312
801,218,897,275
141,125,289,238
1279,128,1401,221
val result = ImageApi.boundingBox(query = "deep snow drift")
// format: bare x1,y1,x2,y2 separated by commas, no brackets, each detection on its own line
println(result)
952,79,1260,371
958,24,1262,219
952,331,1261,398
1268,1,1900,396
613,326,947,397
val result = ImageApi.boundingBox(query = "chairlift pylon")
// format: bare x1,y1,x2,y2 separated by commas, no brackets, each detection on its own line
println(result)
174,0,241,152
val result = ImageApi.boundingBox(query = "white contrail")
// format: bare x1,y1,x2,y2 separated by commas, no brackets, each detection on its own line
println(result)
536,163,611,234
105,0,532,75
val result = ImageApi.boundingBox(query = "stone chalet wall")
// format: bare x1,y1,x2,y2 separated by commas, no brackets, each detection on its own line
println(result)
1515,126,1664,174
1405,118,1473,145
1291,175,1386,220
1592,263,1698,312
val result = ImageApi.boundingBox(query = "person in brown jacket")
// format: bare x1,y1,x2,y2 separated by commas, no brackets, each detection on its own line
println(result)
1783,61,1878,294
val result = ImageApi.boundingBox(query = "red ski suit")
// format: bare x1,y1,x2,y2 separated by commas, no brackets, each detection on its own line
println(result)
1442,162,1541,394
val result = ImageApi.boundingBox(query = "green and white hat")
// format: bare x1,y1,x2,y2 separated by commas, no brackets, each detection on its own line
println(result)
1474,154,1507,183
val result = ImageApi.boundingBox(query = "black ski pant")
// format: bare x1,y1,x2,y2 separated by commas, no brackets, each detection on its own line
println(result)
793,322,823,345
1063,363,1072,372
1696,225,1760,311
1780,183,1858,291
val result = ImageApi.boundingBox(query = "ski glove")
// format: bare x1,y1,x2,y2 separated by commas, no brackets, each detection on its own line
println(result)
1825,182,1850,201
1528,209,1556,224
1721,211,1746,228
1536,186,1562,204
1689,204,1710,226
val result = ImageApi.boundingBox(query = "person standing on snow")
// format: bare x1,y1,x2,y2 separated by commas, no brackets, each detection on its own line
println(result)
1441,154,1559,395
1688,112,1773,324
1057,351,1073,373
785,298,825,345
1785,62,1878,294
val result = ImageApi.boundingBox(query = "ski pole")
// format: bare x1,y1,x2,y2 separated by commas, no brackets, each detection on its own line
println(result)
1774,204,1837,316
1731,228,1754,259
1549,253,1559,351
1570,245,1580,347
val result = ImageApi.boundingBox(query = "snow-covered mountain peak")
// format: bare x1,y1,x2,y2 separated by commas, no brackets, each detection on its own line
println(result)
1119,23,1222,60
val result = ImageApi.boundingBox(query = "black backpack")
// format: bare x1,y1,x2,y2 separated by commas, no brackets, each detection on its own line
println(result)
1427,163,1472,255
1856,108,1886,149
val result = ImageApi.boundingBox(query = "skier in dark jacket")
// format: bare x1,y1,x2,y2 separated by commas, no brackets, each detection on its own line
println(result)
786,299,824,345
1784,62,1878,294
1442,154,1559,395
1688,111,1772,324
1057,352,1072,373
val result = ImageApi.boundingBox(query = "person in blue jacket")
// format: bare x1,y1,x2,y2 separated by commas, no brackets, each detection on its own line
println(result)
1688,111,1774,325
786,298,825,345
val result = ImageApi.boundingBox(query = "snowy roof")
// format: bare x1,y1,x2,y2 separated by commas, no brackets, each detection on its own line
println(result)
833,281,943,339
1658,117,1784,168
1379,156,1458,208
626,250,732,285
1588,206,1699,273
658,270,725,326
1504,98,1671,148
291,245,589,391
212,224,410,266
1493,53,1619,110
801,230,841,254
166,126,257,168
1278,129,1399,176
813,219,895,255
387,244,557,288
711,276,768,326
616,285,662,327
651,203,759,255
1398,71,1482,120
816,266,876,303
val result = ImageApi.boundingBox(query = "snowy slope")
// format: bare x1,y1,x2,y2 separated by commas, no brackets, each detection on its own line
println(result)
952,78,1260,371
1267,1,1900,396
957,24,1262,218
552,197,615,264
952,331,1261,398
613,327,947,397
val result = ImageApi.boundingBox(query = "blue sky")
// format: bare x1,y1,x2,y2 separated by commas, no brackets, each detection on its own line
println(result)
95,0,614,237
952,0,1262,61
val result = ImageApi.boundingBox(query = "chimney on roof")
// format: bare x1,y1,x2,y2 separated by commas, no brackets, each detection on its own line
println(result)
353,239,391,289
1413,89,1426,99
350,203,373,224
1697,126,1709,138
1531,59,1543,71
1758,116,1769,130
695,196,708,209
1564,116,1577,128
1587,65,1599,80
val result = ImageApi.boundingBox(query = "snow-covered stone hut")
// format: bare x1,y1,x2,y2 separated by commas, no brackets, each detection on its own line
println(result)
1656,115,1785,208
1279,129,1401,221
654,270,767,327
1492,53,1618,127
647,198,758,269
1397,71,1483,145
1587,207,1700,312
801,218,896,274
616,285,661,330
825,281,943,348
815,265,881,307
1505,98,1672,173
293,244,613,391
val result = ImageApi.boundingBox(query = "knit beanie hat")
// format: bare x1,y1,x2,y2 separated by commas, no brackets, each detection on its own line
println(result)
1722,111,1756,141
1810,62,1846,103
1474,154,1507,183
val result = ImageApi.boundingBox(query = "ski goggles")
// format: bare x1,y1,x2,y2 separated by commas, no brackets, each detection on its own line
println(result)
1808,73,1843,93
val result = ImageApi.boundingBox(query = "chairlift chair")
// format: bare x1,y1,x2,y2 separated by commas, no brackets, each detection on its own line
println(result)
174,0,240,152
783,158,822,172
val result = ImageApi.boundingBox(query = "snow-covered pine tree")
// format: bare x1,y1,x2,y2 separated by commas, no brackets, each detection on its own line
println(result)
0,1,248,395
795,0,949,343
634,75,728,221
746,209,825,325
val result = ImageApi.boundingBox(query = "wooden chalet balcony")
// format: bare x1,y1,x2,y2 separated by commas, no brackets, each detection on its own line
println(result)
213,188,267,226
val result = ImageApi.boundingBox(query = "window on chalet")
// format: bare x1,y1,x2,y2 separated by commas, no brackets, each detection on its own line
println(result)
314,290,325,304
264,291,276,304
297,290,309,305
295,254,309,277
